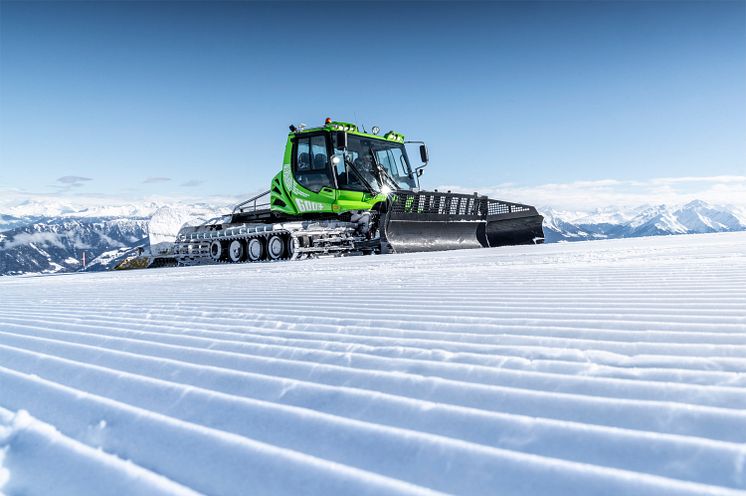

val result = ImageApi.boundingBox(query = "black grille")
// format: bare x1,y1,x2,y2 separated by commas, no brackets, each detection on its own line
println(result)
486,199,531,216
390,191,536,221
390,191,484,221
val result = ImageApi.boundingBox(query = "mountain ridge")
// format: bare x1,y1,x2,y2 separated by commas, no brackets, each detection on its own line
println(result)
1,199,745,275
541,200,746,243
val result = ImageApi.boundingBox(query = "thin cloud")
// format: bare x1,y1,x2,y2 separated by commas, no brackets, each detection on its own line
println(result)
143,177,172,184
650,175,746,185
441,175,746,211
2,232,64,249
57,176,92,188
180,179,205,187
4,175,745,217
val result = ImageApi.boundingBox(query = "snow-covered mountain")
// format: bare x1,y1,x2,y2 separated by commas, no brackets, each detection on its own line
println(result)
0,200,230,276
148,205,225,246
1,199,745,276
542,200,746,243
0,218,150,276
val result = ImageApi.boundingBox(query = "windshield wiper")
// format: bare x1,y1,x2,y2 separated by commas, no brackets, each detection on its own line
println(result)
368,146,399,192
343,154,378,196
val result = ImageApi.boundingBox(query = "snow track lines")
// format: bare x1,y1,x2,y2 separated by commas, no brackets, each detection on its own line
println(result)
0,406,200,496
1,232,746,495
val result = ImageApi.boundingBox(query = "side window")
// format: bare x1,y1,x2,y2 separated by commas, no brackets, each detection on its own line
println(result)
310,136,328,172
294,135,333,192
296,137,311,172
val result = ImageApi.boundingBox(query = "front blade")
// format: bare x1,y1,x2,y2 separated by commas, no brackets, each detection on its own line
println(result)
384,218,484,252
382,191,545,253
383,191,486,253
484,214,545,246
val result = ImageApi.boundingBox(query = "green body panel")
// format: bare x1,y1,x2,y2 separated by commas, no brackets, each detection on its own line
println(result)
335,189,384,213
268,121,394,217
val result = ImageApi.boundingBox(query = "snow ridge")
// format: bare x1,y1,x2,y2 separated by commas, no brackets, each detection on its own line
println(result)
0,232,746,495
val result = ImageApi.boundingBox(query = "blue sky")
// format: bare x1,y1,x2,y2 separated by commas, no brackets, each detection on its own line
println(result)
0,1,744,208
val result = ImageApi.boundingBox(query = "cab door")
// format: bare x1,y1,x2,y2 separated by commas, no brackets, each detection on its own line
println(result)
330,150,375,212
292,134,336,213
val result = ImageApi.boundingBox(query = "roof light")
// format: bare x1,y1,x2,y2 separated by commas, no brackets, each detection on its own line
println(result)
372,126,380,135
325,117,332,125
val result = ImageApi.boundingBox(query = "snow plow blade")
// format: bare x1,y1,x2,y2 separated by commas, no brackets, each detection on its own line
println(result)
382,191,544,253
484,213,545,247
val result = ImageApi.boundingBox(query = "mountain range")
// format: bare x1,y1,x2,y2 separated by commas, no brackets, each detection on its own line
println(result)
542,200,746,242
1,199,745,276
0,217,150,276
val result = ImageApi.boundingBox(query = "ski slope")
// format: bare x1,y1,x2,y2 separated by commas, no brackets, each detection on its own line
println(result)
1,231,746,496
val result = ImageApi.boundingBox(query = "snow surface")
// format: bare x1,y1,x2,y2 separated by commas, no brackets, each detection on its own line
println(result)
1,231,746,495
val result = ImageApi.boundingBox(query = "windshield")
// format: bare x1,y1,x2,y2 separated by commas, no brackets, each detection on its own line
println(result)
334,134,417,192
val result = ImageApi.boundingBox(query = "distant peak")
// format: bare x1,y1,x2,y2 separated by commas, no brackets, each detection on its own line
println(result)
682,199,710,209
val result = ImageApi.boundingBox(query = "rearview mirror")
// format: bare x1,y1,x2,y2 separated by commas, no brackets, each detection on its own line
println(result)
335,131,347,150
419,144,429,163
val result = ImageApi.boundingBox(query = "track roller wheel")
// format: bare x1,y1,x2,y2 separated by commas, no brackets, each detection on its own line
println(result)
287,237,296,259
267,235,284,260
228,240,245,262
209,240,223,261
247,238,263,262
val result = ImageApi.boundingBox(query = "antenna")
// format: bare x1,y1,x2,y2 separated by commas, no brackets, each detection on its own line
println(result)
354,111,366,133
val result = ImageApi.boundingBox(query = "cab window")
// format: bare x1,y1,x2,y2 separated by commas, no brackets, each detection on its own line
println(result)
333,147,369,192
294,135,333,192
